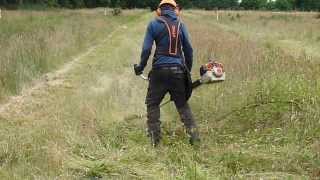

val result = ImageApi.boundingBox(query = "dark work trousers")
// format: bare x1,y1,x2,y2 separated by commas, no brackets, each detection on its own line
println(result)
146,67,197,142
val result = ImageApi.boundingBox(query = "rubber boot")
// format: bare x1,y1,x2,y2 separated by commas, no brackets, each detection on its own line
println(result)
186,127,200,146
177,103,200,146
149,132,161,147
147,105,161,147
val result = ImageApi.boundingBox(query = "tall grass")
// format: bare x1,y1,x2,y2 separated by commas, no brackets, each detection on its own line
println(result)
184,10,320,178
0,10,319,179
0,10,147,179
0,9,122,101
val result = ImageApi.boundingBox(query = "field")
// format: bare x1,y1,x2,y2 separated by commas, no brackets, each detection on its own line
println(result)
0,9,319,179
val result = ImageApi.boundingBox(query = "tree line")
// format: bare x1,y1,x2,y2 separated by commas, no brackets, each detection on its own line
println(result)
0,0,319,11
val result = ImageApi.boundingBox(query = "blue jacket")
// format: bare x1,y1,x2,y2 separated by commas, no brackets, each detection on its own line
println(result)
138,9,194,71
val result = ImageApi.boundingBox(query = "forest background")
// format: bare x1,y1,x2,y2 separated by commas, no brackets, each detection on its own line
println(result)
0,0,320,11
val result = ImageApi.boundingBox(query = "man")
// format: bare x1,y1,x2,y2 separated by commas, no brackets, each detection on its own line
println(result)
134,0,200,147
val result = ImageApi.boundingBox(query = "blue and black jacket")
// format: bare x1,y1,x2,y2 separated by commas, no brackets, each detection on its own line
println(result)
138,8,194,71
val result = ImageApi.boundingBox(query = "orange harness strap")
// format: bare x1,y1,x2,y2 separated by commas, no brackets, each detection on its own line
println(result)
157,17,181,56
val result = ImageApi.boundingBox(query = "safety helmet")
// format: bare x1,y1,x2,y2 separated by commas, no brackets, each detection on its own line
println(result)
159,0,177,8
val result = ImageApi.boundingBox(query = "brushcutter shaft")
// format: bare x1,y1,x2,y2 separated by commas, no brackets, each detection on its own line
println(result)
192,80,202,89
140,74,148,81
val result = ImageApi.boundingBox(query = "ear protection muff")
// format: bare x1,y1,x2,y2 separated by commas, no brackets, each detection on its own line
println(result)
156,7,161,16
175,8,180,16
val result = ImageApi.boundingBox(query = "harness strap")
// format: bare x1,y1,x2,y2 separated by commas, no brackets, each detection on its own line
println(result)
156,16,181,56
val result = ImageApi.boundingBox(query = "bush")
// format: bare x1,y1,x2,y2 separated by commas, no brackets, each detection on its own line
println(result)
112,8,122,16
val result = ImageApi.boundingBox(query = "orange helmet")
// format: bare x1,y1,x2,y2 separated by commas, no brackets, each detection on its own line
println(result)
159,0,177,8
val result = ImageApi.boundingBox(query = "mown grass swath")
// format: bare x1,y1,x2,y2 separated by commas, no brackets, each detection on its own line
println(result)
0,9,122,101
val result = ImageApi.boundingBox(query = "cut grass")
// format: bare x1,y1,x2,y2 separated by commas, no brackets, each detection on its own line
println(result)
0,9,144,101
0,10,319,179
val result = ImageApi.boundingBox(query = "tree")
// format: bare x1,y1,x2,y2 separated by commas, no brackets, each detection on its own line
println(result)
0,0,317,11
176,0,192,9
240,0,267,10
275,0,294,10
265,1,276,10
145,0,158,10
210,0,239,9
44,0,58,7
303,0,320,11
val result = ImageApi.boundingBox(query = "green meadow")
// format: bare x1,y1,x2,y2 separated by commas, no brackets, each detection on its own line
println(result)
0,9,319,179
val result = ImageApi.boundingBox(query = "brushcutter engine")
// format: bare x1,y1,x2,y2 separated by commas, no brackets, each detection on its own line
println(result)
200,61,225,83
191,60,225,89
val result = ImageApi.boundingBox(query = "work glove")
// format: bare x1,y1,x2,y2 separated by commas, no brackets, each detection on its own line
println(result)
134,64,143,76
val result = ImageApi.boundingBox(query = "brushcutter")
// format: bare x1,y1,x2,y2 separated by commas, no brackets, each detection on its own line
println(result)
159,60,226,107
126,61,225,121
138,60,225,87
138,60,225,82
